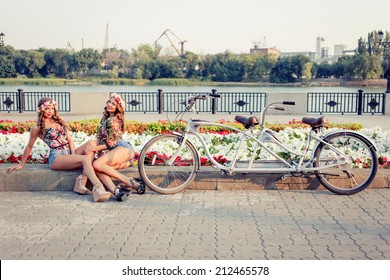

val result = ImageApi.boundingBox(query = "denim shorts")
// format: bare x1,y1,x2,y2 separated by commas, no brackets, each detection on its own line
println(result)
48,149,71,168
112,140,133,150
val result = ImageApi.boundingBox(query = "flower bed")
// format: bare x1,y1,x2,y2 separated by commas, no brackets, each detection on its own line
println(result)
1,119,389,168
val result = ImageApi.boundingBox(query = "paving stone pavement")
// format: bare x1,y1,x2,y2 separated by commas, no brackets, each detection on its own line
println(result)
0,189,389,260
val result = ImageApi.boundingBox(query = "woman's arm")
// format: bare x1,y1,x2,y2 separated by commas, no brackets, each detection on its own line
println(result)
84,143,107,155
97,117,121,151
7,126,39,172
66,130,76,154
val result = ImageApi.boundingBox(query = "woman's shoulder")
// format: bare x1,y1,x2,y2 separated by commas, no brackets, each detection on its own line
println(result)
29,125,40,136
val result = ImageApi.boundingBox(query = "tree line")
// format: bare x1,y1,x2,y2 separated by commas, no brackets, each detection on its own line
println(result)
0,30,388,83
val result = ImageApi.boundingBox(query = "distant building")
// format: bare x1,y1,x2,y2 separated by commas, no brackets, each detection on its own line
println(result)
334,44,347,57
249,36,355,64
316,37,325,61
250,46,281,58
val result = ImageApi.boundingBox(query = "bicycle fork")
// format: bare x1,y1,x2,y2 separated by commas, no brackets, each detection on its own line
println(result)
165,133,188,166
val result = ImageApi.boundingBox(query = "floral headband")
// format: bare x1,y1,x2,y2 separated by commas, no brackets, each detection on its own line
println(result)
37,100,57,112
109,92,125,110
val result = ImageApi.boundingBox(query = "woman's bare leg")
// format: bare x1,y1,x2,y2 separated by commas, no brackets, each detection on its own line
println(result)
72,140,97,193
51,154,111,202
96,172,116,194
92,147,140,188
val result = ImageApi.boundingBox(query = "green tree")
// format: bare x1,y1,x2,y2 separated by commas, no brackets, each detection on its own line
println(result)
315,62,333,78
14,49,45,78
41,48,68,77
242,54,276,82
269,55,311,83
302,61,313,83
73,48,102,76
203,51,245,82
0,46,17,78
131,44,156,62
182,51,202,79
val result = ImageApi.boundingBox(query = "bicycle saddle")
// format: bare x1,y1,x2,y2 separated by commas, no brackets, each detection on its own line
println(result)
234,115,260,128
301,116,328,127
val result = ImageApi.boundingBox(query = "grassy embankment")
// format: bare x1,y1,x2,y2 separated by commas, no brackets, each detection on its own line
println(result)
0,78,221,86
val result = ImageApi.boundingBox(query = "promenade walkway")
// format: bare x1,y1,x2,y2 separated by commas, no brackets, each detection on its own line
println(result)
0,189,389,260
1,111,389,270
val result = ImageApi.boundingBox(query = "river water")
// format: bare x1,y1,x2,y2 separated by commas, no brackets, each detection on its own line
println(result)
0,84,386,93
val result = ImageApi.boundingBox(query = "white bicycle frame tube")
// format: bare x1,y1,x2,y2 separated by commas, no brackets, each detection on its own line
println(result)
176,119,352,174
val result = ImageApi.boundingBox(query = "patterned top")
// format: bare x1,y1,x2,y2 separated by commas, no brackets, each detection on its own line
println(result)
96,117,122,150
42,126,70,150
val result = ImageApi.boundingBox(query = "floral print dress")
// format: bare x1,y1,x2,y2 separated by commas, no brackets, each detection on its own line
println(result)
42,126,70,150
96,117,122,150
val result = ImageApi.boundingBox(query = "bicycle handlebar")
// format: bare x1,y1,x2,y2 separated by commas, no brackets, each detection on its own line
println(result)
186,93,220,110
283,101,295,105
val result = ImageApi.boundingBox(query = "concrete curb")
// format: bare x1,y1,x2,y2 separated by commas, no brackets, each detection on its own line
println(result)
1,164,389,192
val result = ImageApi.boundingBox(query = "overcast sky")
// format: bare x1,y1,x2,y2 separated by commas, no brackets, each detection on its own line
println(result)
1,0,389,54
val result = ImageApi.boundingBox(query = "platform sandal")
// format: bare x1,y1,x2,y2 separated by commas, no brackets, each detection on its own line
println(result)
114,186,128,202
133,178,146,195
123,177,146,195
73,174,91,195
92,183,111,202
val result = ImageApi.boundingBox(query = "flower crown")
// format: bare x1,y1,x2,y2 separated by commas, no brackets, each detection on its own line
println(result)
37,100,57,112
109,92,125,110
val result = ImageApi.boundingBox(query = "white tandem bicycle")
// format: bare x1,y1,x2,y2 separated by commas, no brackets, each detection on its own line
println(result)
137,93,378,195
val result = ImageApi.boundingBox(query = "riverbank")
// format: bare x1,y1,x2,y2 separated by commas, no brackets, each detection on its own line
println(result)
0,77,387,87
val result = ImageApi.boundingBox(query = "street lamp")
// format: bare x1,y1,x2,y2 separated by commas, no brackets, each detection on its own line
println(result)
378,30,390,93
0,32,5,47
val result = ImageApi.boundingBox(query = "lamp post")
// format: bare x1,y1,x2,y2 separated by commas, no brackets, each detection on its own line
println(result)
378,30,390,93
0,32,5,47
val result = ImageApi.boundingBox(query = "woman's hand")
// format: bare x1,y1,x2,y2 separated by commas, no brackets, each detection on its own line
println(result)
84,143,95,155
7,164,23,173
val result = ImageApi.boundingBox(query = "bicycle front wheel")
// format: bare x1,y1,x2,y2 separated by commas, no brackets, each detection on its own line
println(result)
313,131,378,195
138,134,199,194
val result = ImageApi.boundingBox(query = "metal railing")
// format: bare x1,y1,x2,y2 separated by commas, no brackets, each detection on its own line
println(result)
23,91,70,112
0,89,71,113
217,91,267,113
0,92,20,113
307,90,385,115
118,91,159,113
117,89,266,114
1,88,386,115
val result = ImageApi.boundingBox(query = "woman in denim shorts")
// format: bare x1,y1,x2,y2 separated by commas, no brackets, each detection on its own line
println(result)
79,92,144,202
7,97,111,203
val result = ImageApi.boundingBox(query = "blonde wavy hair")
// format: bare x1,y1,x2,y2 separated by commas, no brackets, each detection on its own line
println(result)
36,97,68,137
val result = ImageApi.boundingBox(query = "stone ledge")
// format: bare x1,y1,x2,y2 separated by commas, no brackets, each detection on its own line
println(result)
0,164,389,192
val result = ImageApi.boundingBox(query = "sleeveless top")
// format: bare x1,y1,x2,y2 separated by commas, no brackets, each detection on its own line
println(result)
42,126,70,150
96,116,123,150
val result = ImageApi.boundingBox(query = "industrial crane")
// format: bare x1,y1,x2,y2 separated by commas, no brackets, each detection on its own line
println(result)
154,29,187,57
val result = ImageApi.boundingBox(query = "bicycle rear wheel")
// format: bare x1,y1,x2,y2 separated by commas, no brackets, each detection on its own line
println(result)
313,131,378,195
138,134,199,194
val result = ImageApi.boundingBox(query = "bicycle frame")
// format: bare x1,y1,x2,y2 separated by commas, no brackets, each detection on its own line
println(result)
168,101,360,176
173,120,352,175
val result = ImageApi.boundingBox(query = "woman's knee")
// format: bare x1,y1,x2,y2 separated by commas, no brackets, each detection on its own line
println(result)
93,159,103,172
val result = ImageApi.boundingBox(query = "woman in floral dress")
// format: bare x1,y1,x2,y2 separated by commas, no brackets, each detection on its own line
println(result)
80,92,144,202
